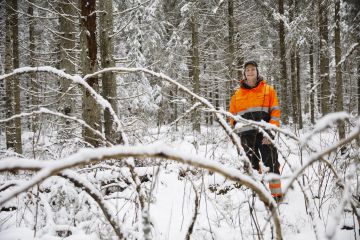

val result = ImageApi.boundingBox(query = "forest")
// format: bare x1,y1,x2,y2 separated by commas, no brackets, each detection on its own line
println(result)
0,0,359,239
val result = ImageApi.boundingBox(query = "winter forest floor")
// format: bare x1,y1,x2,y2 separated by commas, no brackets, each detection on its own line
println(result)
0,115,359,240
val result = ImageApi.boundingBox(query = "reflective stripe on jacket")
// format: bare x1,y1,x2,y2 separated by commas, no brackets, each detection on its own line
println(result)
269,179,282,197
229,79,280,129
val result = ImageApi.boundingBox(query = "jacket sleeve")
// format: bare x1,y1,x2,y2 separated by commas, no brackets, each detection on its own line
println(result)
269,88,280,127
229,94,236,127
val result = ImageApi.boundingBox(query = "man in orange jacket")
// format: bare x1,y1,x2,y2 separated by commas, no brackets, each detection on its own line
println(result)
229,60,283,201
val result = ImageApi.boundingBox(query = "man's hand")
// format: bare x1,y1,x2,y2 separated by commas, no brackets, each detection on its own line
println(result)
262,137,272,145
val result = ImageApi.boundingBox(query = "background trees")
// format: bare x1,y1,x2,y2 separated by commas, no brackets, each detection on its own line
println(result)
0,0,359,239
1,0,358,149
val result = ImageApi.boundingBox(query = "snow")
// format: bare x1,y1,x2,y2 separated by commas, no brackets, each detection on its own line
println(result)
300,112,350,145
1,68,359,239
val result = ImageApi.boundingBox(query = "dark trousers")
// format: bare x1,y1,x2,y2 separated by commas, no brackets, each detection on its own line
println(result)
239,132,280,174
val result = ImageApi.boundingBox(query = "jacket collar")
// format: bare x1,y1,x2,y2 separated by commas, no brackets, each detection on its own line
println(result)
240,76,265,89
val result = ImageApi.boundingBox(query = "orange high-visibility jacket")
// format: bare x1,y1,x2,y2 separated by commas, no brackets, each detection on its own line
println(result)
229,79,280,129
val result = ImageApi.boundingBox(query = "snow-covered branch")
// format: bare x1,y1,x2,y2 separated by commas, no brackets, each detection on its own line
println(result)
0,143,283,240
0,66,128,145
0,66,254,174
0,107,109,146
58,170,125,239
284,123,360,194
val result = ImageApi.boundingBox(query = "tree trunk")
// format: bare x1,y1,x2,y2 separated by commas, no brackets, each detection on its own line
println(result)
80,0,102,147
237,43,244,80
190,13,200,132
318,0,331,115
295,0,302,129
358,55,360,147
59,0,76,122
227,0,236,109
309,42,315,124
296,49,303,129
334,0,345,142
290,50,297,126
28,0,39,133
99,0,121,144
12,0,22,154
5,0,16,151
358,57,360,116
289,0,297,128
278,0,289,125
5,0,22,153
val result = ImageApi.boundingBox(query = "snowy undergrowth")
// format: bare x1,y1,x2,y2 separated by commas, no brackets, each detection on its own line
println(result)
0,121,359,240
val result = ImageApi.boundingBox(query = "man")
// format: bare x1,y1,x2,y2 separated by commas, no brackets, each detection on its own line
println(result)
229,60,283,200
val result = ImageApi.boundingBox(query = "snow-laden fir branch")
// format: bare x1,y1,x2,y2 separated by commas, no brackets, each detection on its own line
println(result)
24,0,78,24
337,42,359,67
113,0,151,16
0,143,283,240
212,0,225,14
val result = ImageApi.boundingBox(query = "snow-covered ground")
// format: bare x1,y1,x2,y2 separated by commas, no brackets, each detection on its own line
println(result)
0,123,359,240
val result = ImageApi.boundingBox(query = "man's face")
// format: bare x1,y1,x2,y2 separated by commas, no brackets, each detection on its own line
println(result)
245,65,257,82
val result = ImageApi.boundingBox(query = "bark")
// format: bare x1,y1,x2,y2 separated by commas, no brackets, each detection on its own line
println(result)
28,0,39,133
318,0,331,115
289,0,298,127
59,0,76,122
227,0,236,108
237,43,244,81
5,0,16,150
334,0,345,141
12,0,22,154
99,0,121,144
358,55,360,147
5,0,22,153
309,1,315,125
278,0,289,124
358,57,360,117
290,50,297,126
80,0,102,147
296,49,303,129
169,88,177,123
190,13,200,132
